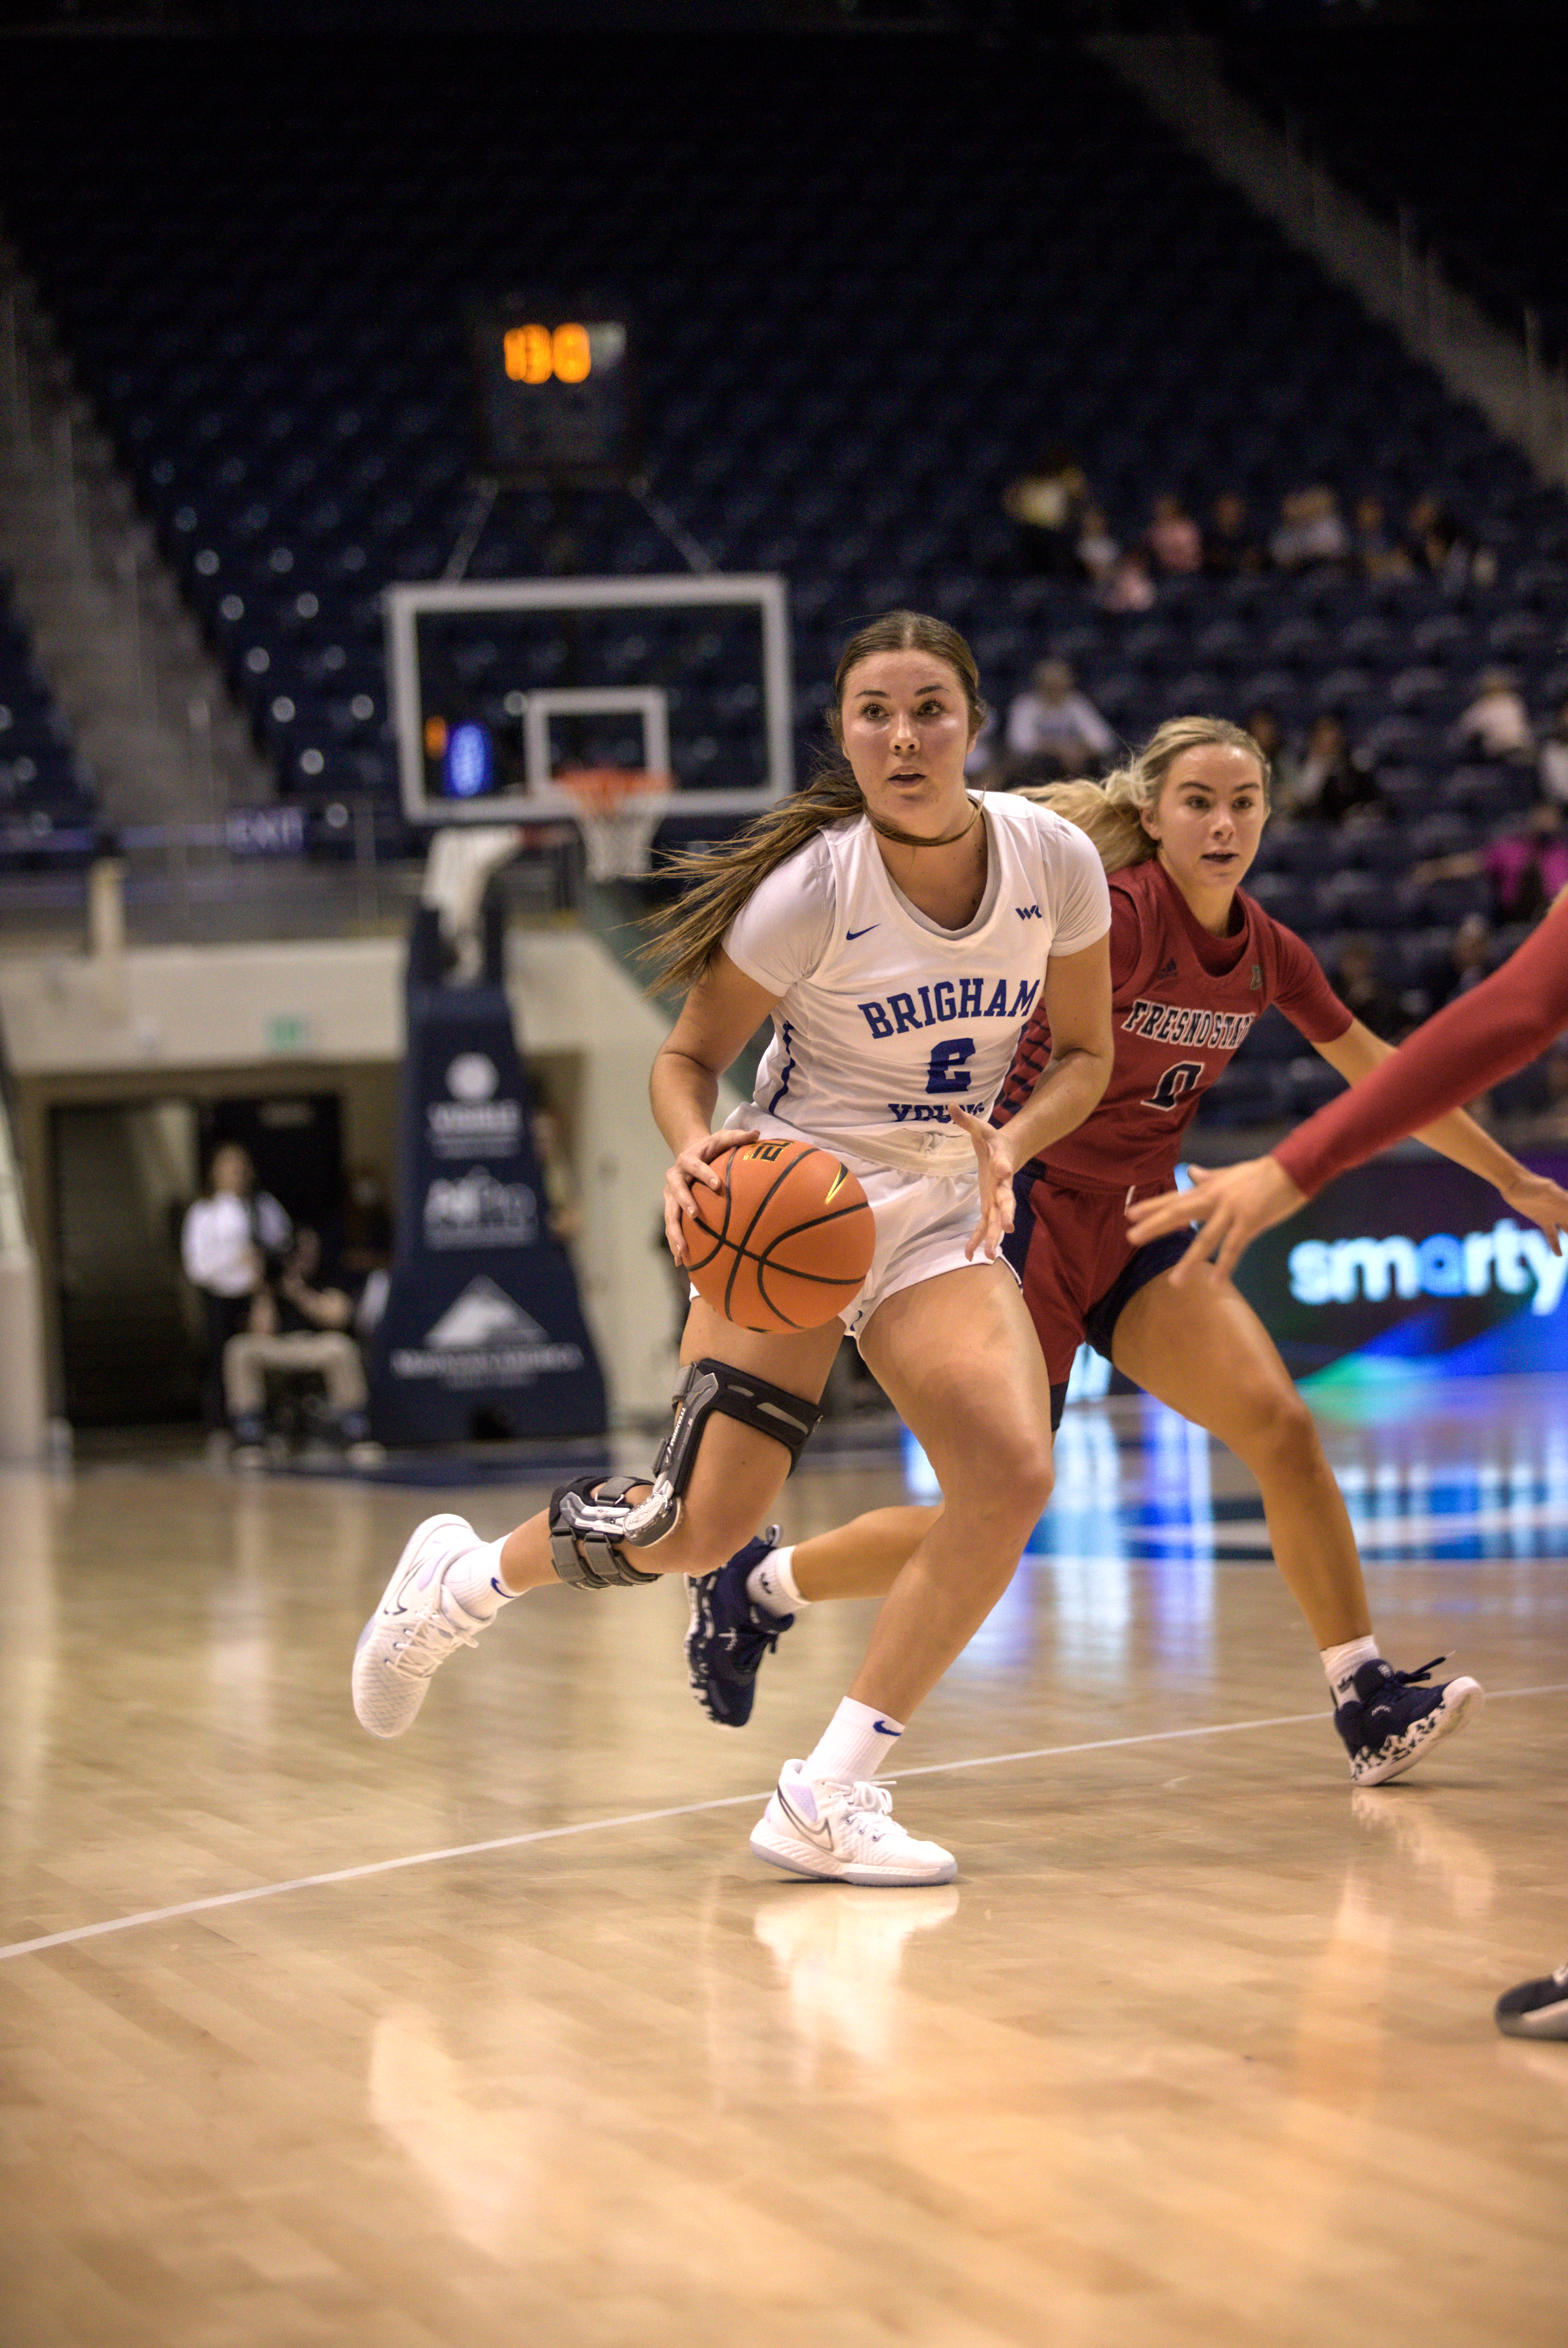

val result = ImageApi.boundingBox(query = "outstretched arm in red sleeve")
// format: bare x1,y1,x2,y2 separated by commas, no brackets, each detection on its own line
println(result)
1126,892,1568,1280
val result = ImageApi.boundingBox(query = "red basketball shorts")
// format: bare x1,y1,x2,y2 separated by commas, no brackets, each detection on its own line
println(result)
1002,1169,1189,1420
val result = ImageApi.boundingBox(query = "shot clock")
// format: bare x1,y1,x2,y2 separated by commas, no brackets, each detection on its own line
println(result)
467,301,638,486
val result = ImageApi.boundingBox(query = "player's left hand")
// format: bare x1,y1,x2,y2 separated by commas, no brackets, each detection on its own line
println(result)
950,1108,1017,1262
1125,1154,1307,1284
1498,1168,1568,1256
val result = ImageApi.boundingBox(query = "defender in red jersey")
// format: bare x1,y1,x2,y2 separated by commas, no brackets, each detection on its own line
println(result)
992,845,1350,1407
1126,884,1568,1279
685,718,1568,1787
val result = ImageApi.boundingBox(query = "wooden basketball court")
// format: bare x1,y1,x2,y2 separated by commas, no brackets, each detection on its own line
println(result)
2,1377,1565,2346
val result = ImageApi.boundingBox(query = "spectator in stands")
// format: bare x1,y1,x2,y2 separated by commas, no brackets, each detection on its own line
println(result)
1406,492,1463,581
1414,801,1568,927
1419,911,1494,1015
1271,486,1348,571
1406,493,1495,591
1457,668,1533,761
180,1144,291,1441
1002,444,1089,575
1145,492,1202,575
1289,713,1382,825
1204,490,1265,577
1098,549,1156,612
1539,699,1568,807
1243,707,1303,813
1074,505,1120,589
1004,658,1116,779
1333,939,1405,1042
1349,493,1412,584
225,1227,380,1468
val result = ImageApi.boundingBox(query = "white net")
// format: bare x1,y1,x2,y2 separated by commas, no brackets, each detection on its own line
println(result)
563,769,672,881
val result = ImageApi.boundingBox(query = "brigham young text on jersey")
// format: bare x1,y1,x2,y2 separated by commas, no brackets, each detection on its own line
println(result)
723,792,1108,1172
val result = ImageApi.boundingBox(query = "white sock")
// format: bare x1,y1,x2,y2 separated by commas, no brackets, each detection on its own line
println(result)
1321,1634,1381,1704
802,1696,905,1785
748,1544,807,1617
445,1536,514,1620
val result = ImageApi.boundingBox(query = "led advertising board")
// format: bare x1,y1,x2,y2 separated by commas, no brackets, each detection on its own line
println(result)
1225,1148,1568,1404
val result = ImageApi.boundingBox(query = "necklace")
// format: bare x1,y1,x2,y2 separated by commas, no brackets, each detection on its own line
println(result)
873,795,988,925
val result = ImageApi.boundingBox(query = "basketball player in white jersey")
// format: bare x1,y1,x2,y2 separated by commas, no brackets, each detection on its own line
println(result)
353,609,1114,1885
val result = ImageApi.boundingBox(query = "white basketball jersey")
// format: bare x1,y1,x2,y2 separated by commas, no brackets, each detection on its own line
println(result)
723,793,1110,1173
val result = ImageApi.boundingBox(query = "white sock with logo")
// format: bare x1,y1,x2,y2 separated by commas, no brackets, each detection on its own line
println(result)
444,1537,515,1620
748,1544,807,1617
802,1696,904,1786
1321,1634,1381,1705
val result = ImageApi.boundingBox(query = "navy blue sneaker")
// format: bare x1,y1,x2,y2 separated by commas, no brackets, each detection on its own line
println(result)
230,1413,267,1469
684,1527,790,1728
1333,1654,1483,1785
1495,1960,1568,2040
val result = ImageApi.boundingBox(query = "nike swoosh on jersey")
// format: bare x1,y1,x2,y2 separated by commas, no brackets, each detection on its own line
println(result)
846,924,879,940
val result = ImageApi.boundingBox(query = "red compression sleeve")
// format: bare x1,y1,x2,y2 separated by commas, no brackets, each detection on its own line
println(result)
1274,893,1568,1197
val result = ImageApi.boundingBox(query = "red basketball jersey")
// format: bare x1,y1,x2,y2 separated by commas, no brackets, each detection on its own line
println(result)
994,856,1352,1192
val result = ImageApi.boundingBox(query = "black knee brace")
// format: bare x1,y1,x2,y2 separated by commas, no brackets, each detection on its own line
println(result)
653,1358,823,1493
547,1359,823,1591
548,1473,664,1591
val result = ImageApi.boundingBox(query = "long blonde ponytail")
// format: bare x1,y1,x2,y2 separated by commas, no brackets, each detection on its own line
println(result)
1019,778,1151,872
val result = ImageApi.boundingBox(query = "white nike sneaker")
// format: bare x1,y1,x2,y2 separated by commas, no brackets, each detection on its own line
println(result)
749,1761,957,1886
352,1513,498,1740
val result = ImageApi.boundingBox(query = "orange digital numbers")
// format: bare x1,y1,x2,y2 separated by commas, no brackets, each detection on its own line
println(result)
502,322,592,385
503,323,554,384
551,323,591,382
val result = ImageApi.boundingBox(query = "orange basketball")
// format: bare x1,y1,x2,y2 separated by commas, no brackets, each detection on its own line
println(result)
681,1141,875,1333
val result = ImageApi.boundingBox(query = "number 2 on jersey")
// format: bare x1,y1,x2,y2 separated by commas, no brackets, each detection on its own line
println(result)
925,1036,976,1094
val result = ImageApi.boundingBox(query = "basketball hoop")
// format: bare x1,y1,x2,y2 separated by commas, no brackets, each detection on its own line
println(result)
560,766,672,881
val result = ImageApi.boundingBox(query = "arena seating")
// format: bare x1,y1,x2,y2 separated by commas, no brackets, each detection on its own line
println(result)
1220,23,1568,364
0,32,1563,1115
0,570,95,866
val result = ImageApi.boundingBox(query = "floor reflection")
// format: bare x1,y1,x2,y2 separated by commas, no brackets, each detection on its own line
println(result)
368,2002,544,2257
753,1883,960,2076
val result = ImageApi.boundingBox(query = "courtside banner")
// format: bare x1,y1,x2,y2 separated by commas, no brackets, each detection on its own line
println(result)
368,915,607,1442
1222,1150,1568,1400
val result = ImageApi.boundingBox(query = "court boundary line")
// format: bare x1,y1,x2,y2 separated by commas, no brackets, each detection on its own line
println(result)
2,1682,1562,1966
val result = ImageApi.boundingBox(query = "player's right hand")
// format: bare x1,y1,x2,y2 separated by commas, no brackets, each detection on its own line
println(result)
950,1106,1017,1263
663,1129,760,1264
1125,1153,1306,1284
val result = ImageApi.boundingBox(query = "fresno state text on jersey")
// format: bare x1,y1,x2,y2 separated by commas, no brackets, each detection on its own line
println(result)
723,795,1110,1166
994,855,1350,1192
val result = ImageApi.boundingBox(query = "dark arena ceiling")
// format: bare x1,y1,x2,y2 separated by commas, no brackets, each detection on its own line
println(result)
0,0,1559,40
